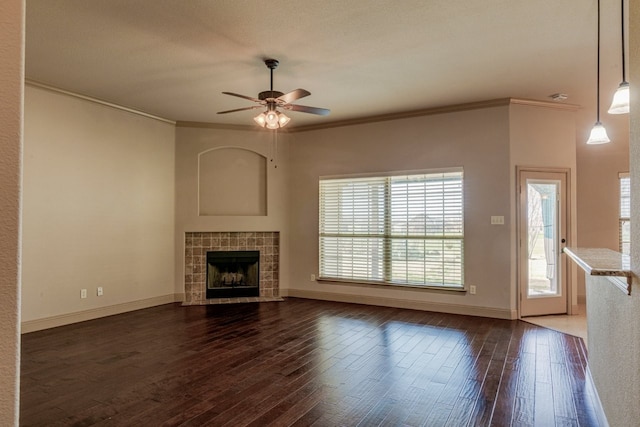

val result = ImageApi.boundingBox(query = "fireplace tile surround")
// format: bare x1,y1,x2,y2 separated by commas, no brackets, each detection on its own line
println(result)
183,231,281,305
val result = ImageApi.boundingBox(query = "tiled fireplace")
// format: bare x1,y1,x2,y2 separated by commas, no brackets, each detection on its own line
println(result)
183,231,281,305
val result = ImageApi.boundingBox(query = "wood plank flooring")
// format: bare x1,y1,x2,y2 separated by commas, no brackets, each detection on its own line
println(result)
20,298,601,426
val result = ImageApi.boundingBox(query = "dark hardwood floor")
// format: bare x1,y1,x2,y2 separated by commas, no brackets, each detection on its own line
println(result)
20,298,601,426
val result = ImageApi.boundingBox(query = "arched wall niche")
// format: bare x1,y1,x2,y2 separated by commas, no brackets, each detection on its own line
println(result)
198,147,267,216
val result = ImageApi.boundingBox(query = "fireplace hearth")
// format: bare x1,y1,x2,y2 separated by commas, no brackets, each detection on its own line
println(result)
206,250,260,298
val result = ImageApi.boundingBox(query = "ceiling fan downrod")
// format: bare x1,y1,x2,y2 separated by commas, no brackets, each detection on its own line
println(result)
265,59,279,98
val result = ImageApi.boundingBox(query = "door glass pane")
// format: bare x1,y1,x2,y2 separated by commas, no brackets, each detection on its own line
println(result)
527,181,560,297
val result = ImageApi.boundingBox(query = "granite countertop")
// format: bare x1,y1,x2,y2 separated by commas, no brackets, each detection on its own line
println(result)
563,247,633,294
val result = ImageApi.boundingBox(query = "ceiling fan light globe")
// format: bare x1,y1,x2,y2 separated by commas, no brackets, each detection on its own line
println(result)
608,82,630,114
278,113,291,127
265,111,279,126
586,122,611,144
266,122,279,130
253,112,267,127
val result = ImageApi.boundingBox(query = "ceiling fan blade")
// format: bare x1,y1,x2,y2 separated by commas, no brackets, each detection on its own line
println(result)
277,88,311,104
287,104,331,116
222,92,262,103
217,105,263,114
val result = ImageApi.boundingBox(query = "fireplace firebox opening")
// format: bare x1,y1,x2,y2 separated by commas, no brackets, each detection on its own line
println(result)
206,250,260,299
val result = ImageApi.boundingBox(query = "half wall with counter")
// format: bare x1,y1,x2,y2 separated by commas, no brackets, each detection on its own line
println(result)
564,247,637,427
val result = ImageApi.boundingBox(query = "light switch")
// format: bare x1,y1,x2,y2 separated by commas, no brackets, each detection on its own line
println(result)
491,216,505,225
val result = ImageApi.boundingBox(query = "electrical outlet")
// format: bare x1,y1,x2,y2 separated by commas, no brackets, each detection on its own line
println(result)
310,274,316,281
80,289,87,299
97,286,104,296
469,285,477,295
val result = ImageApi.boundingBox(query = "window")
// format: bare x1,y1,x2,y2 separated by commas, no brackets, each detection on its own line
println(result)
319,169,464,289
620,172,630,255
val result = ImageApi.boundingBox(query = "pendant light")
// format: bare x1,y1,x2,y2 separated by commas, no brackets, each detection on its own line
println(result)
587,0,611,144
608,0,629,114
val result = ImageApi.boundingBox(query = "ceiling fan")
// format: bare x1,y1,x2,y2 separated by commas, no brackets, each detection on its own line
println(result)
217,58,330,129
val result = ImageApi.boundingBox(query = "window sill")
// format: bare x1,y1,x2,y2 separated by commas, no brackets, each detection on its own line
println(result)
317,277,466,293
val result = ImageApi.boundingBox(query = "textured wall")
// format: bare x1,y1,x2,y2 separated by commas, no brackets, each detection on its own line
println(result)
22,85,176,322
586,274,640,426
0,0,23,424
509,104,578,311
289,106,513,315
287,102,576,317
576,124,629,298
198,148,267,216
174,126,291,296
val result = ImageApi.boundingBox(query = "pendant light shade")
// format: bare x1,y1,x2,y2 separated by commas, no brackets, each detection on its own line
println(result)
608,82,630,114
587,0,610,144
586,122,611,144
608,0,629,114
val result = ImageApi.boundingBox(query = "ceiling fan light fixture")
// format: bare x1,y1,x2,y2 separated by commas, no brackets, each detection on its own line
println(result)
255,109,290,129
586,122,611,144
608,81,630,114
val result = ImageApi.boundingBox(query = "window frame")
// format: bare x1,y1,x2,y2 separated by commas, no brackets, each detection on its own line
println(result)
318,168,465,291
619,172,630,255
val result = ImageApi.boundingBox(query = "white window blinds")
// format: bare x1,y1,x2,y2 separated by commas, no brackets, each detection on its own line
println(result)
319,170,464,288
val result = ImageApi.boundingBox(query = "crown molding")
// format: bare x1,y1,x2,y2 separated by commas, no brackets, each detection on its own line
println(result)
175,121,263,132
287,98,580,133
24,79,176,125
23,83,580,132
509,98,581,111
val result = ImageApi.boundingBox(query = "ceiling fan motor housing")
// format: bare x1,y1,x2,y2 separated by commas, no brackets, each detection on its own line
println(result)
259,90,284,101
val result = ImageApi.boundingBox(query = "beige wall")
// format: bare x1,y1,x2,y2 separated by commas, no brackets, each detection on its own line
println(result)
0,0,24,424
288,106,515,317
21,85,176,325
287,102,577,318
509,104,578,309
174,126,291,295
576,116,629,298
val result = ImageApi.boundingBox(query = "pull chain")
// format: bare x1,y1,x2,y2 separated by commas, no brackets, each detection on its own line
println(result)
271,129,278,168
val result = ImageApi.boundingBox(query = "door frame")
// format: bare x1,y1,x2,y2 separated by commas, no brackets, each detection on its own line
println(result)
516,166,573,318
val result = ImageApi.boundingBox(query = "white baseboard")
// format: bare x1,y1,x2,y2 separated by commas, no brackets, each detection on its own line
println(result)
586,365,609,427
21,293,183,333
281,289,517,320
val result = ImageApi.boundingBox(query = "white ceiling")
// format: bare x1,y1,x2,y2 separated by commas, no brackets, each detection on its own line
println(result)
25,0,629,133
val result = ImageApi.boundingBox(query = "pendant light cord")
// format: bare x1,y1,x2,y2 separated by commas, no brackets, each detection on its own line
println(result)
621,0,627,83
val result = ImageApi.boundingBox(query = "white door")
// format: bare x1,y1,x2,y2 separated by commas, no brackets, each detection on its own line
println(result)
519,170,569,317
